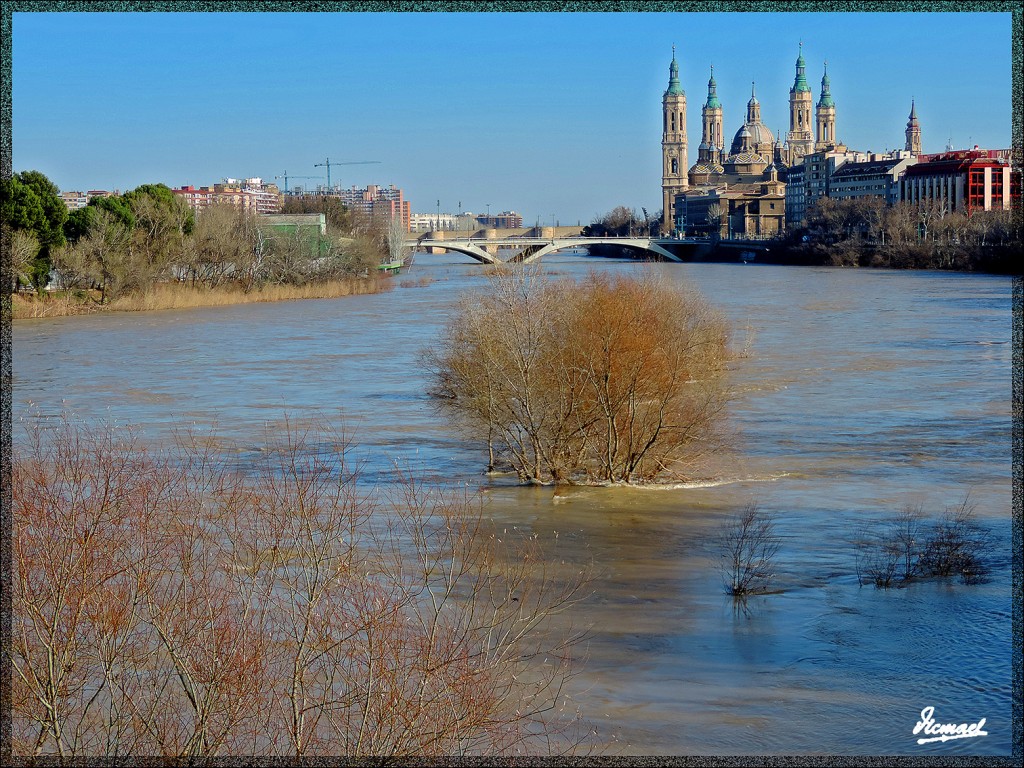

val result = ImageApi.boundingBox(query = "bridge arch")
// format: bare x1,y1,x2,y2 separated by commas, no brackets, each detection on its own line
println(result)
407,236,684,265
410,240,502,265
512,238,682,264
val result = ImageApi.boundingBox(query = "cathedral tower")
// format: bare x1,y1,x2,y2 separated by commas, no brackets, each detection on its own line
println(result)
745,82,762,131
787,43,815,163
905,99,922,154
662,46,688,233
815,61,836,150
698,65,724,166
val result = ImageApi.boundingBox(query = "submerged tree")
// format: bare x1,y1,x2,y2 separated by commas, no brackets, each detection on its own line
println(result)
718,502,781,598
425,269,733,485
855,495,992,588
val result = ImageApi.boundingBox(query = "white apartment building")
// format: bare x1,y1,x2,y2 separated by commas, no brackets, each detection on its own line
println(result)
829,152,918,205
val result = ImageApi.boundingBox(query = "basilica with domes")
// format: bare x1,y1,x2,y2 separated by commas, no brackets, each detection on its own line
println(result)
661,44,843,234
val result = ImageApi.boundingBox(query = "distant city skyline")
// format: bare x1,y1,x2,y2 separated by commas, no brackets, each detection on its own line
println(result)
10,8,1015,225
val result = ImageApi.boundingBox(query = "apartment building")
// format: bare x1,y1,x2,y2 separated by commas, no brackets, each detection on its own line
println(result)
475,211,524,229
900,147,1018,214
60,189,117,211
172,177,282,214
314,184,411,231
829,152,918,205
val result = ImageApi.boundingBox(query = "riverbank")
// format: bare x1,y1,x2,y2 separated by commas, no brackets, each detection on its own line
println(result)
10,275,395,320
757,240,1021,273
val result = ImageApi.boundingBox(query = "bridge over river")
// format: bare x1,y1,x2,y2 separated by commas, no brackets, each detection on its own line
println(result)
405,233,772,265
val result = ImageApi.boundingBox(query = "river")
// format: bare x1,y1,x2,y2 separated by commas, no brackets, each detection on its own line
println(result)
10,254,1015,755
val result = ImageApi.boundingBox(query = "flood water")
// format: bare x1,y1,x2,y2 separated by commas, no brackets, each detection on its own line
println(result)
10,254,1015,755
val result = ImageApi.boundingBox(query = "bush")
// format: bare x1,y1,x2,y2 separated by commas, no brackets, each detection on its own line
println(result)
425,269,733,485
718,502,781,597
9,416,593,758
856,496,991,588
855,504,925,588
918,496,992,584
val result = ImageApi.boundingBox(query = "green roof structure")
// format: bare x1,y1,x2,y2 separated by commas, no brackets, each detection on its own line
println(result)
792,42,811,93
818,61,834,108
665,45,684,96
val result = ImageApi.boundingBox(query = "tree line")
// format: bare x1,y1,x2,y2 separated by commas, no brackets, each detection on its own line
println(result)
774,196,1020,272
3,171,400,303
581,205,659,238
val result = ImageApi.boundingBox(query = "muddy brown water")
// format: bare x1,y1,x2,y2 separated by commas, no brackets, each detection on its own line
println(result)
11,255,1014,755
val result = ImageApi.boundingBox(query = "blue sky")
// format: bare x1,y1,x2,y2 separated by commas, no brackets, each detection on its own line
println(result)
11,9,1014,226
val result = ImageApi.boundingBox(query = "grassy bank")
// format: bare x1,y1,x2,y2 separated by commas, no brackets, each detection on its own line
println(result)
11,276,394,320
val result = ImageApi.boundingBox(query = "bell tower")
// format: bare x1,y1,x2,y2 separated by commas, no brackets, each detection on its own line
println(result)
787,42,815,163
662,46,688,233
698,65,724,166
905,99,922,154
815,61,836,150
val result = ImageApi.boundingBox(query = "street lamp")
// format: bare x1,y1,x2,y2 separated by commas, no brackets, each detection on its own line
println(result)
486,203,491,226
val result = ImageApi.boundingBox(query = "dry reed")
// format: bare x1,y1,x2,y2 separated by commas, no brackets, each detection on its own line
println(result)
11,277,394,320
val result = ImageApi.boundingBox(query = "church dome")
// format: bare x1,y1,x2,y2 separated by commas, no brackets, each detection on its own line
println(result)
729,121,775,155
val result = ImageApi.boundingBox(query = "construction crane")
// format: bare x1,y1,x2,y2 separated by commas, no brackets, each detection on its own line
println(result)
274,171,323,194
314,158,381,192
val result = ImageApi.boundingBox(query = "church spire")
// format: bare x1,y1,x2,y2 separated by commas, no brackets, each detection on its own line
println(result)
905,98,922,154
746,81,761,123
699,63,723,166
792,41,811,93
787,41,815,163
815,60,836,150
665,44,684,95
705,64,720,108
817,61,834,108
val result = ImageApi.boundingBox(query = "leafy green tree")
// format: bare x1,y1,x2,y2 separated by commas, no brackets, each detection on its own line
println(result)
124,183,194,236
2,178,47,233
1,171,68,290
90,194,135,230
63,206,97,244
13,171,68,250
124,185,193,284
